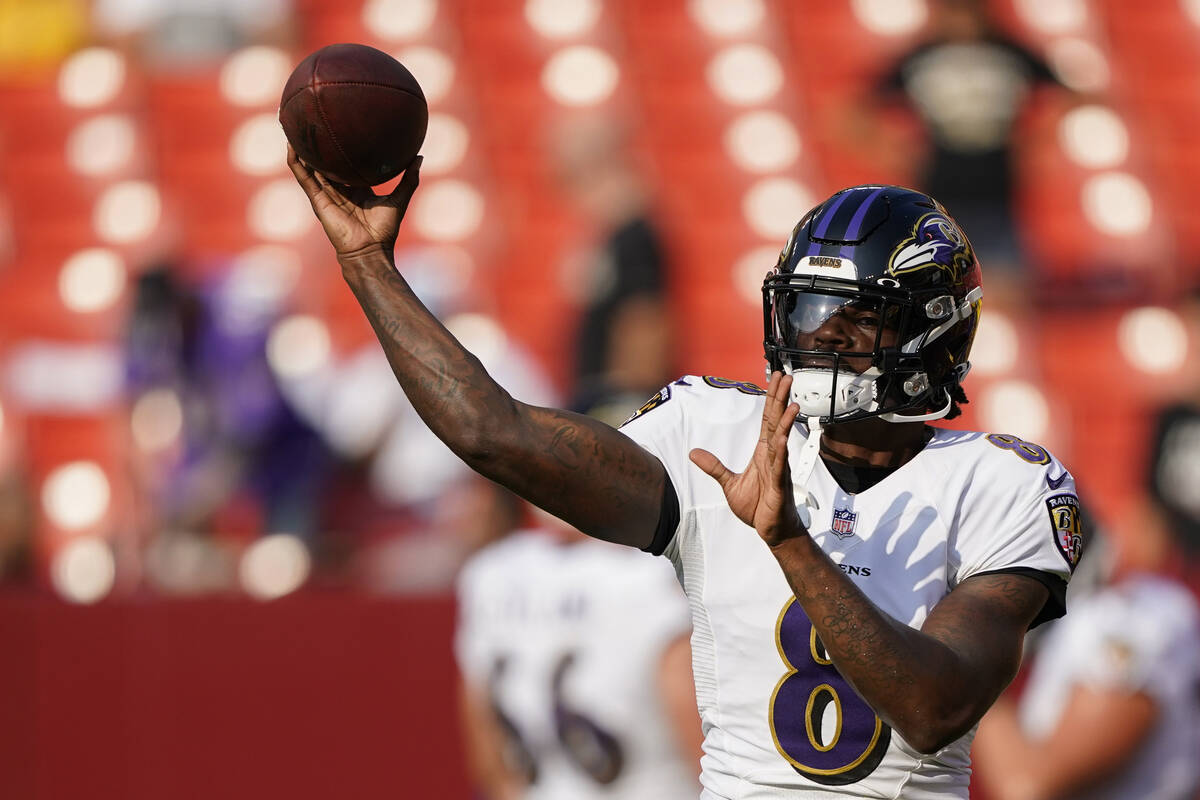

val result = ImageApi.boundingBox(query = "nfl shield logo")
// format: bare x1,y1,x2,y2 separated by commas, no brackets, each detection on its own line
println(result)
831,508,858,539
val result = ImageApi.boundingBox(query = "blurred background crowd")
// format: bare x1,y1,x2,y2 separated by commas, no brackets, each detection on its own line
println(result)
1,1,1199,797
0,0,1196,604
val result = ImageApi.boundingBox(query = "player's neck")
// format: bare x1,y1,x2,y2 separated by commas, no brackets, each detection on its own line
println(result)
818,418,931,469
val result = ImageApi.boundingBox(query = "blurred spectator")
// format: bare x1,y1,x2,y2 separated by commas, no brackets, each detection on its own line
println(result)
275,248,559,593
0,0,87,77
551,116,673,425
90,0,293,69
855,0,1071,292
1144,295,1200,558
126,265,334,593
972,523,1200,800
455,507,701,800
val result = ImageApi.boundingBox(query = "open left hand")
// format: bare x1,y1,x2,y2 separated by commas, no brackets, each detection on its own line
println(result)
287,145,421,258
689,372,806,547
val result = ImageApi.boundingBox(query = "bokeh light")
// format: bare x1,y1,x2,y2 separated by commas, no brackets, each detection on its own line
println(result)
1013,0,1088,34
66,114,137,176
1184,0,1200,26
362,0,438,40
51,537,116,604
1118,307,1189,374
1058,105,1128,169
395,46,456,104
58,47,125,108
1048,38,1110,93
851,0,927,36
725,111,801,173
733,245,783,305
93,181,161,244
247,179,314,241
230,113,289,175
42,461,111,530
59,248,126,313
743,178,814,239
1081,172,1153,237
707,44,783,105
970,311,1020,376
445,313,509,366
980,380,1051,443
239,534,312,600
421,113,470,174
221,46,291,107
525,0,601,38
688,0,766,37
410,180,485,241
267,315,332,379
542,45,620,106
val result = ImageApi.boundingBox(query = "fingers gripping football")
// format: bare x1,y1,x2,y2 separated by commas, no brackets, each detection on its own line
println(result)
288,145,422,258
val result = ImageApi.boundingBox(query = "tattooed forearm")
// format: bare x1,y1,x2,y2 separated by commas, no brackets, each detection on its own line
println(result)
336,250,665,548
770,536,1047,753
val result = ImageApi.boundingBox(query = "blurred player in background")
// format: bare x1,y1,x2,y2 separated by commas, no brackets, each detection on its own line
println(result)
852,0,1072,297
455,483,701,800
290,145,1082,797
1143,289,1200,565
972,520,1200,800
550,116,674,426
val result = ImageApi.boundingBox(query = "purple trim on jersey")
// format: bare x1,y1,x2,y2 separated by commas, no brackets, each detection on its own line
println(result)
806,191,852,256
839,187,885,257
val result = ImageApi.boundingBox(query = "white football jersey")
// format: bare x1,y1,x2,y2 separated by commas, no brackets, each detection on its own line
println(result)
455,531,699,800
619,376,1080,800
1018,575,1200,800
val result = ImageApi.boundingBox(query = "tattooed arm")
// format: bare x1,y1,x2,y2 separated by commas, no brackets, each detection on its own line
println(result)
288,148,666,548
692,372,1048,753
773,541,1046,753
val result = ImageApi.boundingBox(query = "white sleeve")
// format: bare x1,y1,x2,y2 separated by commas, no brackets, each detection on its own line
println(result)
617,381,695,559
952,447,1081,587
618,382,694,501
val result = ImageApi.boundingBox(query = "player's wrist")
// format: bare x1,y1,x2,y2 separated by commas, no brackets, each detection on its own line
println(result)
763,521,811,552
765,528,814,558
337,243,395,274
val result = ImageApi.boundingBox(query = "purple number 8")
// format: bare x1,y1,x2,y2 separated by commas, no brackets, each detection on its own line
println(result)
769,599,890,785
985,433,1051,465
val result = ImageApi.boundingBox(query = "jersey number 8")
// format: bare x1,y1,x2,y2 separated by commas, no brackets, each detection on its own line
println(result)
769,598,891,785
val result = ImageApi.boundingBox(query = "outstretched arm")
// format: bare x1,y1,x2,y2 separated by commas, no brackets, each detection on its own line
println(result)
691,373,1049,753
289,149,666,548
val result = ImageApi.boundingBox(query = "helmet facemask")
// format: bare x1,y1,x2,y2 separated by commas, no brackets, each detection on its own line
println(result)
763,272,980,424
762,185,985,426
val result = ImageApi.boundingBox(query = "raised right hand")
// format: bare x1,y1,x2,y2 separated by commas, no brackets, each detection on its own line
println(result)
287,145,422,258
689,372,807,547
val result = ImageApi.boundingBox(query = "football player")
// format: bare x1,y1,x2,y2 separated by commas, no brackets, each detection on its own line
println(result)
289,150,1082,799
455,499,701,800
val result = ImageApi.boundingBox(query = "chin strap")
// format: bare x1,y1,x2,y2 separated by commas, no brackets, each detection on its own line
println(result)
791,415,824,529
880,389,953,423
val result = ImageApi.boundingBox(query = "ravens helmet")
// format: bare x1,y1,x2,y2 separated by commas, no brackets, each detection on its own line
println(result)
764,185,983,424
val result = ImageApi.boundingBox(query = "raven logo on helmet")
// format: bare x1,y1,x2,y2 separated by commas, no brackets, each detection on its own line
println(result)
888,213,974,285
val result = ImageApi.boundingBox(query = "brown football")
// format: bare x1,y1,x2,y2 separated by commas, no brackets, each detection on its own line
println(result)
279,43,428,187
